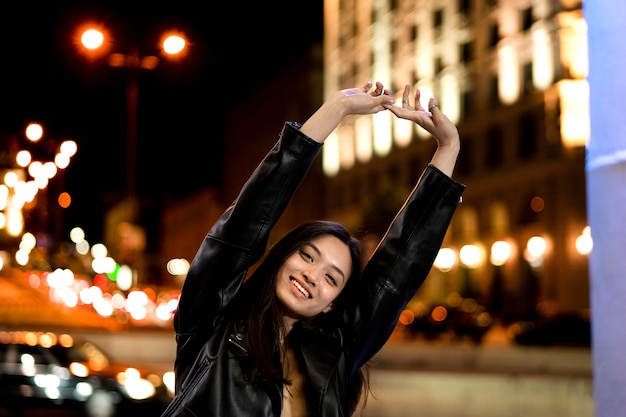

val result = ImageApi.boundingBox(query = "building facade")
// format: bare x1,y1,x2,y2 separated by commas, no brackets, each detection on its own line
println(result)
321,0,589,320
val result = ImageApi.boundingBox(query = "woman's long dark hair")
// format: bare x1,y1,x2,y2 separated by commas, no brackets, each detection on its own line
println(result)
231,220,367,414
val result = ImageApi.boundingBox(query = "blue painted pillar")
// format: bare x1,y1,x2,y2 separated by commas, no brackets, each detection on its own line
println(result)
584,2,626,415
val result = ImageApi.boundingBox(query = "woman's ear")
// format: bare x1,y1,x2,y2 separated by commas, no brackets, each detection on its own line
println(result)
322,303,334,314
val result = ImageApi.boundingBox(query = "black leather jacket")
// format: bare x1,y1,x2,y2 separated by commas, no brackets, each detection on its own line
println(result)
160,122,465,417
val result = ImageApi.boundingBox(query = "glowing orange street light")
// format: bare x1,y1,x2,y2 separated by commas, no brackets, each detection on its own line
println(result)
76,25,187,223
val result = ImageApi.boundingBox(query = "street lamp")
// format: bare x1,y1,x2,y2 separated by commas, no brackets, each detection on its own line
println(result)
576,225,593,255
459,243,484,299
432,247,457,300
489,240,513,319
77,25,187,222
76,24,187,285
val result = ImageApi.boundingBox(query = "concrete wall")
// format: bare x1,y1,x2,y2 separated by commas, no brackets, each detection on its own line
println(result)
364,370,592,417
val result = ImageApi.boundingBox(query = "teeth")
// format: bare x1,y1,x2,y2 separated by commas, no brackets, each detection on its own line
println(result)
291,279,311,298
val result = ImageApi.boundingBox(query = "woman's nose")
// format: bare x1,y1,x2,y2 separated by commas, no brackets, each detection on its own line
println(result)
304,271,317,286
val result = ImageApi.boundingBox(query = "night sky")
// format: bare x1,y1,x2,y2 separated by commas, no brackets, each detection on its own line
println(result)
1,1,323,244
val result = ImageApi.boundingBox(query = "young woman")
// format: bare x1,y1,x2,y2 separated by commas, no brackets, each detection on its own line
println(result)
160,82,465,417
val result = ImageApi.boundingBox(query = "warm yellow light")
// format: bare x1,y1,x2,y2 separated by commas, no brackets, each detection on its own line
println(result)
416,84,434,139
526,236,546,258
70,362,89,377
166,258,190,276
117,265,134,291
393,117,412,148
576,226,593,255
322,132,340,177
60,140,78,157
16,150,31,167
559,12,588,79
339,125,355,170
490,241,512,266
81,29,104,50
460,244,482,268
163,35,186,55
532,24,555,89
373,112,392,156
27,161,43,179
434,247,457,272
54,153,70,169
441,73,461,124
559,79,589,147
42,161,57,179
15,249,29,264
70,227,85,243
4,171,19,188
25,123,43,142
91,243,108,258
355,117,373,162
498,43,520,105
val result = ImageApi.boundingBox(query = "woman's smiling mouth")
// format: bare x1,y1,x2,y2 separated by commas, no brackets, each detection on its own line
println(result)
291,278,312,298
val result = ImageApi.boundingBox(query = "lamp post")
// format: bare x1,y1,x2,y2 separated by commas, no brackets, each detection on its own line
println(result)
489,240,512,319
433,247,457,301
78,26,186,223
522,235,547,319
77,26,186,284
459,244,483,300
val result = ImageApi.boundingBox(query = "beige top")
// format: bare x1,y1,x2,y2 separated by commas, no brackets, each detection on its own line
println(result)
281,346,309,417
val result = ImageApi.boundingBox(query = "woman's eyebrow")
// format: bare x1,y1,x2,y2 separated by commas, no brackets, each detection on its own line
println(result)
305,242,347,282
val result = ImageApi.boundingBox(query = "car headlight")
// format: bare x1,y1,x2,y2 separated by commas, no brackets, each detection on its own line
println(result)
74,381,94,400
117,368,156,400
121,378,157,400
162,371,175,396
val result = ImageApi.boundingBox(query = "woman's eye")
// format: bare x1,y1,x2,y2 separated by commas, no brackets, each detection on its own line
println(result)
326,275,337,286
300,250,313,261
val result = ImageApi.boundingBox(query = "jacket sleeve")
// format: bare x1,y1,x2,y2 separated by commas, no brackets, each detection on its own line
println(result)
349,164,466,371
174,122,322,336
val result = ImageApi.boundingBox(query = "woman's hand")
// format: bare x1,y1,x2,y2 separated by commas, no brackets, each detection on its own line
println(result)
300,81,394,143
385,84,460,177
336,81,394,115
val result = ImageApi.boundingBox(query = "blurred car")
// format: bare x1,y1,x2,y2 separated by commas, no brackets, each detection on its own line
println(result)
0,330,173,417
404,296,494,344
510,312,591,347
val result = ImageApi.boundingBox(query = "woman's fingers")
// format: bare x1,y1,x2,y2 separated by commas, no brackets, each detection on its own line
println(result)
427,98,439,114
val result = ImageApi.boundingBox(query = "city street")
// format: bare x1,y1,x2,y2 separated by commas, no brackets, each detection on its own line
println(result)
0,270,593,416
83,327,593,417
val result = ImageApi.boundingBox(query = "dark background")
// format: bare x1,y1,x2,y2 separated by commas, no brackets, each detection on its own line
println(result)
1,1,323,243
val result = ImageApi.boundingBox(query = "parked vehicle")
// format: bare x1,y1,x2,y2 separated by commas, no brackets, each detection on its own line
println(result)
511,312,591,347
0,330,173,417
404,296,494,344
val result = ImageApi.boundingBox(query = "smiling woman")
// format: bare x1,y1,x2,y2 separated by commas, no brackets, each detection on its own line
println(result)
159,81,465,417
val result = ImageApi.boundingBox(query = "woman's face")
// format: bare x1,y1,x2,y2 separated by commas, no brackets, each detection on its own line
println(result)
276,234,352,320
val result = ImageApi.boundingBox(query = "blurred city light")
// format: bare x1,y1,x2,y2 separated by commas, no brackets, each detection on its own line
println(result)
433,247,457,272
525,235,548,268
80,29,104,50
576,226,593,255
459,244,483,269
162,35,186,55
490,241,512,266
25,123,43,142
